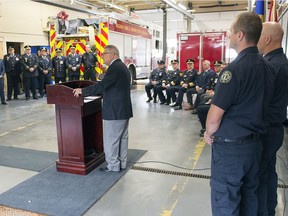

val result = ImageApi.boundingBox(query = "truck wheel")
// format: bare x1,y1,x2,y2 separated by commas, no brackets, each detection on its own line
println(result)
129,67,136,87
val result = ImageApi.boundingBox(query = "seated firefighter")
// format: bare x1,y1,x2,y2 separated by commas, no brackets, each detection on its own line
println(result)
170,59,198,110
145,60,166,103
156,59,181,105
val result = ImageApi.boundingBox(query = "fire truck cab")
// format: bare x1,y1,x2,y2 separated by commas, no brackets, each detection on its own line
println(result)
49,15,163,83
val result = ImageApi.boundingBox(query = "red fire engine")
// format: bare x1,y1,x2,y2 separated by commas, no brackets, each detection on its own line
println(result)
49,14,163,82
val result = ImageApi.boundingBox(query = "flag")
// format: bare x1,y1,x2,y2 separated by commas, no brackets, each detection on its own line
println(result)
255,0,265,22
268,0,278,21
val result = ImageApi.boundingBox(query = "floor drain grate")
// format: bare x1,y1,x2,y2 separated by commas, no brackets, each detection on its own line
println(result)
131,166,210,179
131,166,288,188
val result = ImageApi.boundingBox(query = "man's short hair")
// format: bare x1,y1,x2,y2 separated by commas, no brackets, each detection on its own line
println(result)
233,12,262,45
105,45,120,57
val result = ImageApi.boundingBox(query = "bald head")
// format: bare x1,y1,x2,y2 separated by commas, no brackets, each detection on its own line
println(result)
257,22,284,55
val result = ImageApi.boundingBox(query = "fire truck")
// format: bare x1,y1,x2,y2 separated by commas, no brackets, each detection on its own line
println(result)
49,15,163,83
177,31,227,72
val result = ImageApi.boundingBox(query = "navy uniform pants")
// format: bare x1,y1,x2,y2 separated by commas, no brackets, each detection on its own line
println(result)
55,76,66,84
155,86,166,103
145,83,158,99
39,75,51,96
258,124,284,216
211,139,262,216
186,88,197,105
169,86,180,103
175,87,188,105
84,68,97,81
196,103,210,129
6,74,19,99
24,76,37,99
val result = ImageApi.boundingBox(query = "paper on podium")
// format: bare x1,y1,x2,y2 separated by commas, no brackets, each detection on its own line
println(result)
84,96,101,103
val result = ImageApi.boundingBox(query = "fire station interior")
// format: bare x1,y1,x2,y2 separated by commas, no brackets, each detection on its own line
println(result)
0,0,288,215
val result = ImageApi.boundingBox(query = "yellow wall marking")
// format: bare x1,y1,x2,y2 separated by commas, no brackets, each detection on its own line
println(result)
158,138,206,216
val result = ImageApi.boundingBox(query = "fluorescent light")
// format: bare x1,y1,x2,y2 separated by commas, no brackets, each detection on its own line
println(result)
177,3,186,10
162,0,194,20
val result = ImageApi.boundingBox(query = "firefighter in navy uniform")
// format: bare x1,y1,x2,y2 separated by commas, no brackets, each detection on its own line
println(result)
38,47,52,98
66,45,81,81
204,12,275,215
156,59,181,105
207,61,222,91
52,48,67,83
20,45,39,100
145,60,166,103
82,45,98,81
3,46,21,100
257,22,288,216
196,61,223,137
171,59,198,110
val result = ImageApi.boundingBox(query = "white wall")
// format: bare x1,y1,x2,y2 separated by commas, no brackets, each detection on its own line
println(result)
0,0,92,54
137,9,244,38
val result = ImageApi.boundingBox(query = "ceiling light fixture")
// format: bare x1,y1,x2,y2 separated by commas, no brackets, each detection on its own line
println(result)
162,0,194,19
75,0,97,8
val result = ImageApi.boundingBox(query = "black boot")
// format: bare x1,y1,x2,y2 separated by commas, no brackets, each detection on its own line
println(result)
146,97,153,103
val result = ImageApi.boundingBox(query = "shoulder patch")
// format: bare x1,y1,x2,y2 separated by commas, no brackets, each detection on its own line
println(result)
220,71,232,83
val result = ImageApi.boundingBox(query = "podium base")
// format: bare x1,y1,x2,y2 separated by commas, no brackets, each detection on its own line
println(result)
56,153,105,175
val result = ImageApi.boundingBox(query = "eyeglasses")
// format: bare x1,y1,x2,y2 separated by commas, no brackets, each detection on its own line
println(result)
103,52,113,55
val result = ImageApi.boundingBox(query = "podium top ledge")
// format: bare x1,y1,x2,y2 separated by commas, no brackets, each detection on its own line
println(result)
46,81,97,106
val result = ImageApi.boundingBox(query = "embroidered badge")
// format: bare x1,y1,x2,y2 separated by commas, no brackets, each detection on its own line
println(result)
220,71,232,83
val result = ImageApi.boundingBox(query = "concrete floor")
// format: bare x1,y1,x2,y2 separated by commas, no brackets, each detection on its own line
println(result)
0,84,287,216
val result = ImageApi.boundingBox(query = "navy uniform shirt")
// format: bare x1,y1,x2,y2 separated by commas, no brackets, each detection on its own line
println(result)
52,56,66,78
3,54,21,75
82,52,98,69
264,48,288,124
162,68,181,86
149,68,166,84
207,73,219,91
38,55,52,76
180,69,198,88
20,53,39,77
66,53,81,75
212,46,275,138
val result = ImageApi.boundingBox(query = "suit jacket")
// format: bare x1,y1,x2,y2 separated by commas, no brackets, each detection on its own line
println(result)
196,68,214,89
82,58,133,120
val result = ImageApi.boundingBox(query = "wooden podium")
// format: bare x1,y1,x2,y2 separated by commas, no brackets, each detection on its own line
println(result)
46,81,105,175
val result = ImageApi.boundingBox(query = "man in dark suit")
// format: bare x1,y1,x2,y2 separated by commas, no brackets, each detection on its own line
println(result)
190,60,215,114
73,45,133,173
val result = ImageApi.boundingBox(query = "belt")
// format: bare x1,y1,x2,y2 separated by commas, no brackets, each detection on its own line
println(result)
213,134,261,143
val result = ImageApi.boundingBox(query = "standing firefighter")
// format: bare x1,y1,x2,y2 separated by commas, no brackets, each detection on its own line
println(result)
82,45,98,81
66,45,81,81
